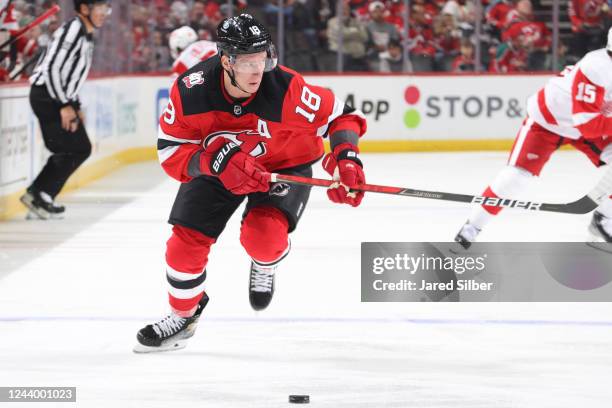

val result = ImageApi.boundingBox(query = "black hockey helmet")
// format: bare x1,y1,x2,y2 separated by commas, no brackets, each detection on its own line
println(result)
216,14,277,72
74,0,110,11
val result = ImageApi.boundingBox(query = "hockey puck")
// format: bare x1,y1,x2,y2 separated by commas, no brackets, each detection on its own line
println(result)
289,395,309,404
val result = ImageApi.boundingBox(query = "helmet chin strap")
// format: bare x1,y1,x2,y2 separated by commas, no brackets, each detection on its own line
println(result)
224,66,251,96
84,5,102,29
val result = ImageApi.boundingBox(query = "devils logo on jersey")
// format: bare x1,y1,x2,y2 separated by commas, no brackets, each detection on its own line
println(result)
182,71,205,88
269,182,291,196
203,130,269,158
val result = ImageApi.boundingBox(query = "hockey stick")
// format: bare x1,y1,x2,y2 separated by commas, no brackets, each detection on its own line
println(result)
0,4,60,52
268,166,612,214
9,49,41,80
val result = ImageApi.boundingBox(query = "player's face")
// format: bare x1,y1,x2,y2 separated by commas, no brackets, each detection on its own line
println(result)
230,52,267,93
90,3,111,28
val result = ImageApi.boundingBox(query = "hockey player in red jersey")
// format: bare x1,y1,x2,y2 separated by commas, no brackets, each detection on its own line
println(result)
455,27,612,248
134,14,367,353
168,25,217,77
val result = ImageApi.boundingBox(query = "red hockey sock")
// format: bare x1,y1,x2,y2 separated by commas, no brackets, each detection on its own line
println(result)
166,225,215,315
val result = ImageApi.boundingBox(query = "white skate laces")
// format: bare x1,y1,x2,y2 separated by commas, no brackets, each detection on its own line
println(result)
39,191,55,204
152,313,187,337
250,264,275,292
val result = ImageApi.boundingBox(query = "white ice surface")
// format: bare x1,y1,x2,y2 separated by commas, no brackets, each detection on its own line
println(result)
1,152,611,407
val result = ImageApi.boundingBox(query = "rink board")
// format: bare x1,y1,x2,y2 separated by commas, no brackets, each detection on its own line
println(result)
0,73,548,219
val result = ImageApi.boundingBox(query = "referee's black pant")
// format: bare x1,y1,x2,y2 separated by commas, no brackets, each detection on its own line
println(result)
29,85,92,199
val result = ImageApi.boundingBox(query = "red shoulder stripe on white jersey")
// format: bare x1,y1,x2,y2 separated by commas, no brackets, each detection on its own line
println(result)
537,89,558,125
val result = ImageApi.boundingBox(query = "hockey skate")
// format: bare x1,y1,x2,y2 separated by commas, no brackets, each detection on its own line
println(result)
20,188,65,220
249,261,276,311
133,293,209,353
588,211,612,242
454,221,481,250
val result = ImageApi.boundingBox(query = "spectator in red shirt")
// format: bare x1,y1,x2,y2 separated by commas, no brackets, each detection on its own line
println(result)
408,3,437,71
506,20,551,70
485,0,514,39
415,0,440,26
352,0,372,21
502,2,551,71
503,0,532,28
0,0,26,81
568,0,609,57
489,33,528,72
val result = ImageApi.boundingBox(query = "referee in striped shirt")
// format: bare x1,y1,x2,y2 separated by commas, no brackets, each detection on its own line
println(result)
21,0,110,219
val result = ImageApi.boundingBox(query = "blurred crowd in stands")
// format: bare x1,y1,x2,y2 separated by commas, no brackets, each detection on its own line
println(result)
0,0,610,80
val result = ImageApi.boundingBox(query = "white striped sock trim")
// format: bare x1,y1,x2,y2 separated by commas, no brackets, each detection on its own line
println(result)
167,280,207,299
166,264,204,281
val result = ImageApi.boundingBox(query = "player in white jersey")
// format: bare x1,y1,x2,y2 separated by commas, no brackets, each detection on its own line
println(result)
0,0,17,32
168,26,217,77
455,27,612,247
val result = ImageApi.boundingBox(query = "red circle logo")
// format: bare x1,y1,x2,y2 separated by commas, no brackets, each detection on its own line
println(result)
404,86,420,105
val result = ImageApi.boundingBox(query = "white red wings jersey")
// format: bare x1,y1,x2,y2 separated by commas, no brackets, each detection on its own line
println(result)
527,48,612,140
158,56,367,183
0,0,17,31
171,40,218,77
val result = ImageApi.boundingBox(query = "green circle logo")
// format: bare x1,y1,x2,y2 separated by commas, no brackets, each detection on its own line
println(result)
404,109,421,129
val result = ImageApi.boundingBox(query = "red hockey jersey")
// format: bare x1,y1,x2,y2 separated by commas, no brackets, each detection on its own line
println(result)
158,57,367,183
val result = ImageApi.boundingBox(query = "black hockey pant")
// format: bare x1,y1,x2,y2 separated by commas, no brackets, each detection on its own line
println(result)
29,85,92,199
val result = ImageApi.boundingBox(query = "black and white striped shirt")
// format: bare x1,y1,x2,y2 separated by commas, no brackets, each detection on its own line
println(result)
30,17,93,105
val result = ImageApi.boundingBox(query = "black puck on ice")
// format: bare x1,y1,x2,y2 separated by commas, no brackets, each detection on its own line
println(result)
289,395,309,404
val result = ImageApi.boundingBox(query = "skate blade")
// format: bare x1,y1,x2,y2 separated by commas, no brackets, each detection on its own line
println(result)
25,210,64,220
24,209,50,220
21,196,50,220
448,241,472,254
132,340,188,354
